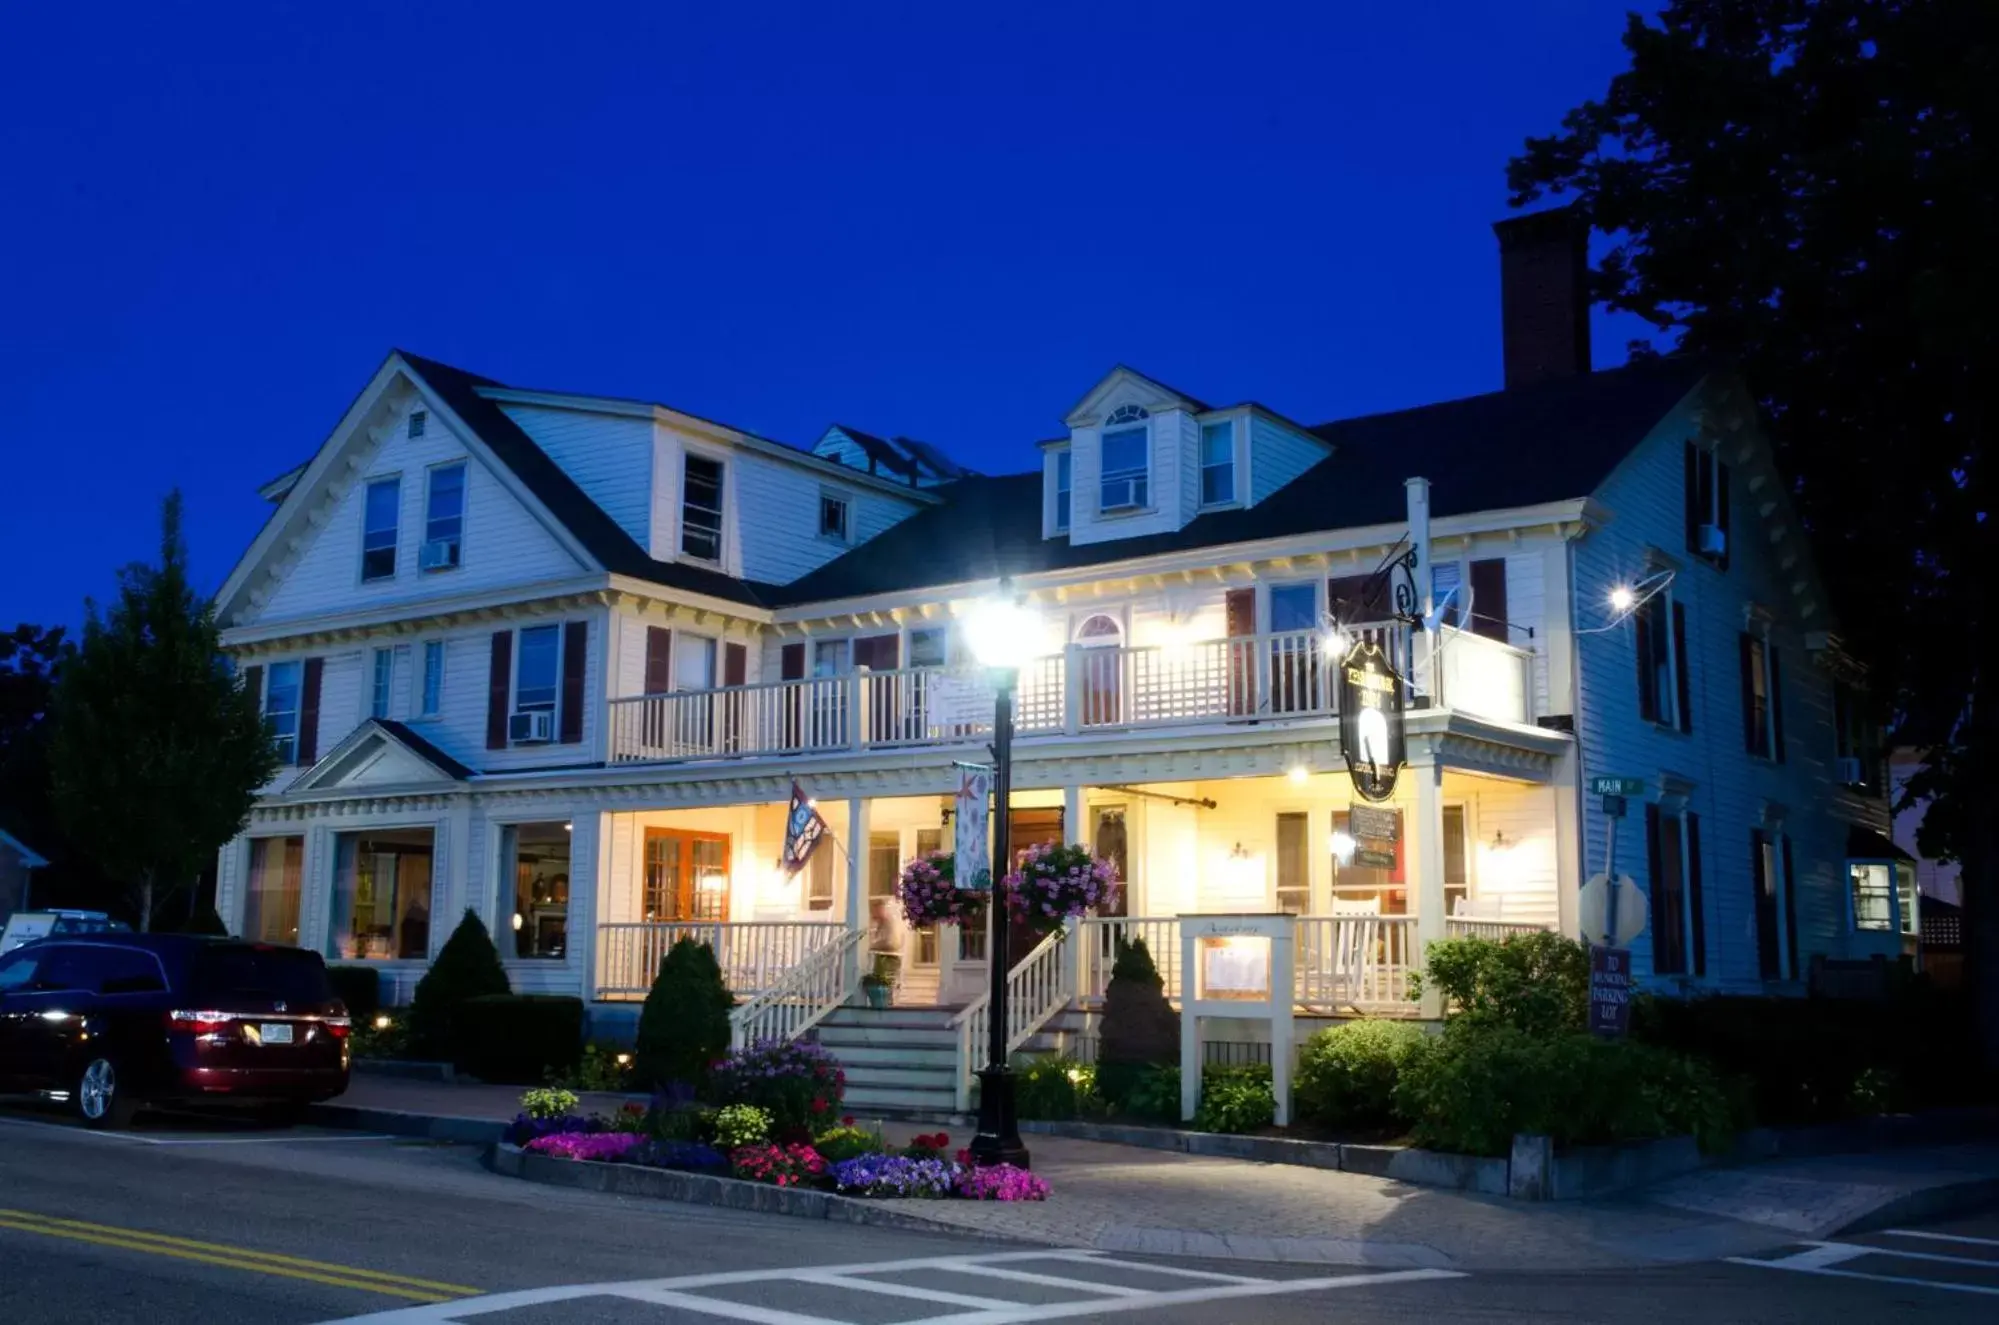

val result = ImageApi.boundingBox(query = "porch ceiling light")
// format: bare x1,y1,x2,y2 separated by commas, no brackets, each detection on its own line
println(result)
964,583,1041,670
1490,829,1513,853
1288,764,1309,785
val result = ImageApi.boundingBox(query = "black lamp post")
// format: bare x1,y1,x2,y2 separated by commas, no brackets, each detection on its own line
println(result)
965,586,1034,1169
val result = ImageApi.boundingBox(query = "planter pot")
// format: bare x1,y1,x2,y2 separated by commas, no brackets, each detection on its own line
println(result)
863,983,890,1010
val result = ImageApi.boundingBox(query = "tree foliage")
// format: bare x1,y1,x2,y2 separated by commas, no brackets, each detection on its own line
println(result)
1509,0,1997,1062
47,493,278,929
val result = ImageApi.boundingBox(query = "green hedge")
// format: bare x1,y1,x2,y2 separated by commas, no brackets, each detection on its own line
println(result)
325,966,382,1024
1632,989,1976,1126
453,995,585,1084
1294,1020,1427,1132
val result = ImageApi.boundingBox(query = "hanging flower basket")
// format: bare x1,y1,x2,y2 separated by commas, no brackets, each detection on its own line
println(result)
896,851,987,927
1002,842,1121,935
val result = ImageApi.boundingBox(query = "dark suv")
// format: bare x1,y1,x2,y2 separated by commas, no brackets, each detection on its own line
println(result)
0,934,351,1127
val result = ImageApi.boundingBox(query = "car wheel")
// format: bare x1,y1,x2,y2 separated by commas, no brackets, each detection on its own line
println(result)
74,1056,135,1129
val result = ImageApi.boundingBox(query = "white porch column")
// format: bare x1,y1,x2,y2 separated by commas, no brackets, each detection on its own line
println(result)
1553,747,1584,942
1063,784,1086,845
571,811,605,1004
844,797,869,929
1411,755,1448,1018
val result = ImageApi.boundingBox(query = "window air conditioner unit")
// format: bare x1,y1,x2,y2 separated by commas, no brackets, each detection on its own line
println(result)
420,539,460,571
1835,755,1865,786
1697,523,1727,557
509,710,554,744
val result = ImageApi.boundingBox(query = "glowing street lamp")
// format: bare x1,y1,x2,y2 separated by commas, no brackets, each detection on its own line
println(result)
965,581,1038,1170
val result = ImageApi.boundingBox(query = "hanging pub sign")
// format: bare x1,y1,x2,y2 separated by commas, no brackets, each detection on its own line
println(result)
1338,638,1407,803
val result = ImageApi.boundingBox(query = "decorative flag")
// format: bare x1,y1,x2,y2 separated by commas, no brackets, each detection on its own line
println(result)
778,781,828,875
953,762,993,890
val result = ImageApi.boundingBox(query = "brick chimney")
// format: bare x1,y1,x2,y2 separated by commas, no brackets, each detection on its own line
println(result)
1493,203,1591,388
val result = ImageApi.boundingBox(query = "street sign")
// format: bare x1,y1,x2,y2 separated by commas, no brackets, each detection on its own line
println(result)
1588,775,1646,798
1588,946,1633,1037
1600,794,1627,818
1579,872,1647,947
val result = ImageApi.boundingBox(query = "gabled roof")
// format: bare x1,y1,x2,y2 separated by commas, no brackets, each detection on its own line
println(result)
396,353,776,608
287,717,475,792
774,356,1710,605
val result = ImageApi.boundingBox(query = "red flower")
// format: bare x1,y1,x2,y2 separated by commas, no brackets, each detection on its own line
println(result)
810,1097,829,1114
842,1115,855,1126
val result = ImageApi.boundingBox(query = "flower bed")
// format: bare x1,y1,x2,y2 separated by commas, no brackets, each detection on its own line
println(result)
508,1090,1049,1203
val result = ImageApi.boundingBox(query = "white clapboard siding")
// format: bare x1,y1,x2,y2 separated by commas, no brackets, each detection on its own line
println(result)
1574,386,1896,989
1467,780,1560,926
499,403,653,545
256,397,588,624
1249,415,1328,506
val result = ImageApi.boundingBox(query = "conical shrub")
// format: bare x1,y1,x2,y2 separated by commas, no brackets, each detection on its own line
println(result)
634,936,734,1093
1096,937,1181,1111
407,909,511,1060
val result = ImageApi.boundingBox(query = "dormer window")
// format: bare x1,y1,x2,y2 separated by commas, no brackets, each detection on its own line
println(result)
1054,451,1072,532
1200,421,1235,506
682,454,724,562
1100,405,1150,513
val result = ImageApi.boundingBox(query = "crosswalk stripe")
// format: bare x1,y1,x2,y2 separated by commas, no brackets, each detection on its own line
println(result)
1726,1256,1999,1298
1880,1229,1999,1249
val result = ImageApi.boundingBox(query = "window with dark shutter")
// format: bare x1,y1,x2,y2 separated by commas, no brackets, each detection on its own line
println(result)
1468,558,1509,642
486,631,513,750
1752,830,1782,979
1768,645,1784,762
1685,811,1705,976
1741,633,1768,756
1672,600,1692,733
1648,803,1688,975
560,621,588,744
298,658,323,766
644,628,672,697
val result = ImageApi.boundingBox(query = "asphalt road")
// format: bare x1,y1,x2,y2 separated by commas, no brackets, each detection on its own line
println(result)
1,1102,1995,1324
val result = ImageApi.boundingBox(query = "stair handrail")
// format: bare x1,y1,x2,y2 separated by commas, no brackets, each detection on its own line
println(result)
728,928,865,1051
949,926,1073,1112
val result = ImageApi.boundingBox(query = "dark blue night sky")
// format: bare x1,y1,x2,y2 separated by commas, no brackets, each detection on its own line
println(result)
1,2,1660,628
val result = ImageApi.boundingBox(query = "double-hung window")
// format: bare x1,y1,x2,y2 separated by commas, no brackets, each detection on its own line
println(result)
1740,632,1784,759
515,625,562,720
1054,450,1072,532
1199,421,1235,506
420,641,444,718
819,491,849,542
423,463,466,570
361,478,400,581
1099,406,1149,512
264,661,303,765
370,647,394,719
1648,802,1704,976
682,455,724,561
1635,589,1691,732
1685,442,1730,567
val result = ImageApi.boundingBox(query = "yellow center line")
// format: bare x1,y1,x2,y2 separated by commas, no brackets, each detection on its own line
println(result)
0,1209,478,1302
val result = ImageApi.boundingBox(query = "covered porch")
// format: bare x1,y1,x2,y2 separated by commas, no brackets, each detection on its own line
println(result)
587,738,1572,1020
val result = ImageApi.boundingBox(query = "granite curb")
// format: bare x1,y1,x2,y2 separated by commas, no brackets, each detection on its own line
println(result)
484,1142,1049,1243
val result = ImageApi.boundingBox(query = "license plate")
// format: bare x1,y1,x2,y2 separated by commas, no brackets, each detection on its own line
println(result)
258,1023,294,1045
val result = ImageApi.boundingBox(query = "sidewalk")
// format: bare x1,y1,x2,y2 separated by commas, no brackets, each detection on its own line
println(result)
317,1075,1999,1272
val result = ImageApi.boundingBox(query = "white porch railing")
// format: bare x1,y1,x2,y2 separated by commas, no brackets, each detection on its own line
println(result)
607,622,1484,766
728,929,865,1050
1077,915,1420,1014
594,921,847,1000
951,927,1073,1112
1444,918,1554,943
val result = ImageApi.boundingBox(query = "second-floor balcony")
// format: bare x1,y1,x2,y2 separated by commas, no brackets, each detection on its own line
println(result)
607,623,1535,767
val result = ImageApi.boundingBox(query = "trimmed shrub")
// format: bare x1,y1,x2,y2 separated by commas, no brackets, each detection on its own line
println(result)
1294,1020,1427,1132
406,910,511,1059
454,995,584,1083
1096,938,1180,1108
1193,1064,1276,1134
1420,932,1589,1036
326,966,382,1025
1632,989,1974,1125
1394,1021,1734,1157
633,937,733,1093
1122,1063,1182,1123
710,1039,845,1134
1012,1055,1094,1120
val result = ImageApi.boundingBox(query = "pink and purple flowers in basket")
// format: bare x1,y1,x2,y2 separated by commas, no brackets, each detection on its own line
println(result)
1002,842,1121,935
895,850,986,927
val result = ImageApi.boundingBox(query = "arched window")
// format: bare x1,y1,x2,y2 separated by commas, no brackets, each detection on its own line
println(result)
1075,613,1123,643
1105,404,1149,426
